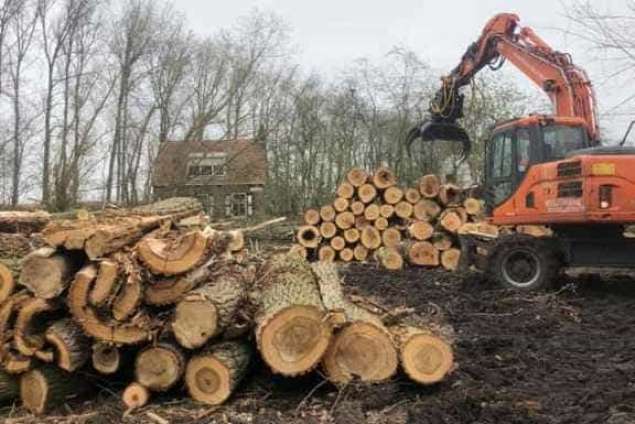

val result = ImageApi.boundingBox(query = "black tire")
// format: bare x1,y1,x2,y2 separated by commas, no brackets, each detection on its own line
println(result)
488,235,560,291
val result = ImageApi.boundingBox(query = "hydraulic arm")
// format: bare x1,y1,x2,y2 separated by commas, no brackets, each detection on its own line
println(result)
407,13,600,159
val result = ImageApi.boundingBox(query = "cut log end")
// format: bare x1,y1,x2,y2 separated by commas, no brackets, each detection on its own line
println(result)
296,226,322,249
379,204,394,219
135,343,185,392
438,184,463,206
360,226,381,250
382,228,402,249
257,305,331,376
0,263,15,304
463,198,483,216
372,167,397,190
333,197,349,213
374,217,388,231
323,322,398,383
330,236,346,251
303,209,321,226
394,201,414,219
408,221,434,241
137,231,208,276
363,204,380,222
419,174,441,198
346,168,368,187
19,248,78,299
343,228,360,244
335,212,355,230
339,248,354,262
350,201,365,216
353,245,369,262
357,184,377,204
185,355,231,405
408,242,440,267
20,367,82,415
319,222,337,239
441,248,461,271
401,334,454,385
172,299,218,350
92,343,120,375
404,188,421,204
122,382,150,410
439,211,463,234
336,182,355,199
376,247,403,270
318,246,336,262
319,205,336,222
383,187,404,205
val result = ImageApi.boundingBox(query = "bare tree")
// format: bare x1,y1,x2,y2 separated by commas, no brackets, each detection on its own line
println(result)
6,0,36,206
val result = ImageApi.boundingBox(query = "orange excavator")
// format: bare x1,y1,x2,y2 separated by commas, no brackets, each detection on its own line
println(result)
408,13,635,290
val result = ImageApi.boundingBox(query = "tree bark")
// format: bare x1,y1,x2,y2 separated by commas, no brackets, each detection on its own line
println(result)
20,366,88,415
19,248,81,299
0,211,50,234
44,318,90,372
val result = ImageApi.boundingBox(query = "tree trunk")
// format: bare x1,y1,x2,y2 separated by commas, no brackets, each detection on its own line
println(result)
172,272,245,349
92,343,121,375
418,174,440,198
391,325,454,385
135,342,185,392
90,260,119,306
44,318,90,372
303,209,320,226
0,263,14,304
357,183,377,204
0,211,50,234
136,231,208,276
0,370,18,403
311,262,397,383
19,248,81,299
122,382,150,410
375,247,403,270
185,341,252,405
334,212,355,230
360,226,382,250
68,265,152,344
394,201,414,219
255,254,331,376
20,366,88,415
296,225,321,249
336,182,355,199
346,168,368,187
441,248,461,271
14,297,60,357
406,241,440,267
408,221,434,241
372,167,397,190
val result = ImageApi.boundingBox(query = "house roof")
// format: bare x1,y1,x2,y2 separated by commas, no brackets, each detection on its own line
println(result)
152,138,267,187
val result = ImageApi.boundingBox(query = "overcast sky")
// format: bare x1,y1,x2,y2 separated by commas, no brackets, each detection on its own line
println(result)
175,0,631,141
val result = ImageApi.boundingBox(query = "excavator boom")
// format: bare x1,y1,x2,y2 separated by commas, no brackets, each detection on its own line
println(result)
408,13,600,158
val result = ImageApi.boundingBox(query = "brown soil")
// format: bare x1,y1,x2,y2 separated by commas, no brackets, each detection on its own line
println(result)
3,265,635,423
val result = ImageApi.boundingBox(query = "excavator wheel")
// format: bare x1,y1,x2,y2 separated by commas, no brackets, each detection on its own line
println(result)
488,234,561,291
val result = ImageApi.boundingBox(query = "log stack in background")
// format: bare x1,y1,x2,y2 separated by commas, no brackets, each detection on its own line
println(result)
294,167,486,271
0,197,455,417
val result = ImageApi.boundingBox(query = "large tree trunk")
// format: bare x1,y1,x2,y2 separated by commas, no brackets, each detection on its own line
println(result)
172,271,246,349
185,341,252,405
255,254,331,376
312,262,398,383
19,248,82,299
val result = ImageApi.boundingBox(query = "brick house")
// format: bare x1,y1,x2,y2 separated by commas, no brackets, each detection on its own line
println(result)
152,138,267,219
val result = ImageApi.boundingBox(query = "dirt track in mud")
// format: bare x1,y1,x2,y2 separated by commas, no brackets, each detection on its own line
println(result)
4,265,635,424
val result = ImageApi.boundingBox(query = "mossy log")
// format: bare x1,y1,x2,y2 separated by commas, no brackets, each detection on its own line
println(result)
185,341,252,405
135,342,186,392
311,262,397,383
44,318,90,372
172,271,245,349
255,254,331,376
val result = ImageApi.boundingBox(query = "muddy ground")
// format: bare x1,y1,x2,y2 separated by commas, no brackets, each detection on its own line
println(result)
3,265,635,424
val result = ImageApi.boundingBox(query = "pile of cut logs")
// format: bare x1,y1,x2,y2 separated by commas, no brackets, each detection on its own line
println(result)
0,198,455,416
294,167,486,270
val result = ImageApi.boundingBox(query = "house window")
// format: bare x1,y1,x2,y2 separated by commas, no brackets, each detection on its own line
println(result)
188,166,200,176
187,155,226,179
225,193,253,217
200,165,213,176
213,164,225,176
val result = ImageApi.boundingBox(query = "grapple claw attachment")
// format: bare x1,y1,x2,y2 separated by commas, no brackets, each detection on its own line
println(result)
406,119,472,163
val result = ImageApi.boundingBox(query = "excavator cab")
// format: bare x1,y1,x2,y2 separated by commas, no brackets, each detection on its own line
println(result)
482,116,590,209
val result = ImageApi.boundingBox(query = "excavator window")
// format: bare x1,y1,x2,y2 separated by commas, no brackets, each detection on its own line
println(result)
489,131,514,204
542,125,587,160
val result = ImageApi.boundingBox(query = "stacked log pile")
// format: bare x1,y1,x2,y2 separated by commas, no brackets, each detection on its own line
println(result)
0,197,455,417
294,167,488,270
